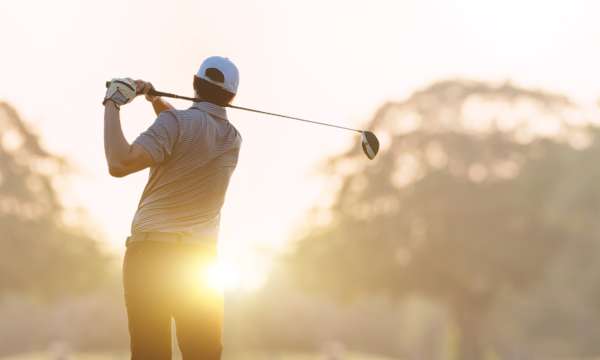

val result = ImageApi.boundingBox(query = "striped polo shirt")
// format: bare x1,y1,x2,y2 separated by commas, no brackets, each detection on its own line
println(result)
130,102,242,244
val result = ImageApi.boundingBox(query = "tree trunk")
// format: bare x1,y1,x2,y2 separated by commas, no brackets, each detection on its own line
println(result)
454,301,488,360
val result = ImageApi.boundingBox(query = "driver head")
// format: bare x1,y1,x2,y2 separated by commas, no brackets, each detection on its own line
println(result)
361,131,379,160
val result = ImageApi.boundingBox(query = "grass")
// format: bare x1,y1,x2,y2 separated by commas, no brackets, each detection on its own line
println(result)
0,354,128,360
0,351,400,360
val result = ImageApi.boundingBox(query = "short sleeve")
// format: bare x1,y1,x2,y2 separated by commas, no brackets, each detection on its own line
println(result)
134,111,179,164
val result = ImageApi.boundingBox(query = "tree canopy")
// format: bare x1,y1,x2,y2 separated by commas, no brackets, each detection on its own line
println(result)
0,102,111,299
288,80,600,359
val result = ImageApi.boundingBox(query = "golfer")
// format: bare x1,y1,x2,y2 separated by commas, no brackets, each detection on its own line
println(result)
102,56,241,359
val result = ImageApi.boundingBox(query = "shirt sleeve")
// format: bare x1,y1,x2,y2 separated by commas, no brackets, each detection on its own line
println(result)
133,111,179,164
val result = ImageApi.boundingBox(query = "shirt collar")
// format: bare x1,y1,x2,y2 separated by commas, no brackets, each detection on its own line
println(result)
191,102,228,120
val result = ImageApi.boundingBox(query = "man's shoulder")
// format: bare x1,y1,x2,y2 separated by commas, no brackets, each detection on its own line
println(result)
231,123,242,143
167,107,193,118
171,106,214,122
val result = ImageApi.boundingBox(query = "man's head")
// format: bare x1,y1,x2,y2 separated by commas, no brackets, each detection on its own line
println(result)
194,56,239,106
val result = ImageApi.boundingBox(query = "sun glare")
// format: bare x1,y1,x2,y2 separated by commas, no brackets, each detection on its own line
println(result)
202,260,242,292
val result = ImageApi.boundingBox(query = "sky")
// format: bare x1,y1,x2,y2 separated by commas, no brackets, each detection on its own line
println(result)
2,0,600,289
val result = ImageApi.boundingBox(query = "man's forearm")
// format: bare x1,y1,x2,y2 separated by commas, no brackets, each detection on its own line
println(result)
104,101,132,169
151,98,175,116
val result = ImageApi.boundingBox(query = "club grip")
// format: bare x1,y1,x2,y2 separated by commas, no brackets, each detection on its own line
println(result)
105,80,162,97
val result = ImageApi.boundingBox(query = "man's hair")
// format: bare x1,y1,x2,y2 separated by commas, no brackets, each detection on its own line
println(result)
193,68,235,106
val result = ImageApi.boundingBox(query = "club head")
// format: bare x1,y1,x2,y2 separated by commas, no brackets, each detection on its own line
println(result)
361,131,379,160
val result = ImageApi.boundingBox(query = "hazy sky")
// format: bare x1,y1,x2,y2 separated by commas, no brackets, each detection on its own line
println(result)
2,0,600,288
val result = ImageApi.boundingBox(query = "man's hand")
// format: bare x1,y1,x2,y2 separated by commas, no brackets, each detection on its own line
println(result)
104,78,137,107
134,80,158,101
135,80,176,115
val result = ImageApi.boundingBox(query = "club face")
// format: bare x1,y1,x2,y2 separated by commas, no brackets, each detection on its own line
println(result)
361,131,379,160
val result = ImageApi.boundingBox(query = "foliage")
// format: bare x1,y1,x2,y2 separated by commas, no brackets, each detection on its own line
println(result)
287,80,600,359
0,102,112,299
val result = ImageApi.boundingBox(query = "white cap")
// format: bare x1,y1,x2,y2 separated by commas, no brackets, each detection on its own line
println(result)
196,56,239,94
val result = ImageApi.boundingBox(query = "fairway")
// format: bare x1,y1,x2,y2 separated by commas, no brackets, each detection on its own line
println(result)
0,351,400,360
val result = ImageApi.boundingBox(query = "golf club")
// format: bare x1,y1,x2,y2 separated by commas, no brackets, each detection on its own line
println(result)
105,81,380,160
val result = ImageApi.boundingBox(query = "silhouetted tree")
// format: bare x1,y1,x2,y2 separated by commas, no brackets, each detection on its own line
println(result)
288,80,600,359
0,102,111,299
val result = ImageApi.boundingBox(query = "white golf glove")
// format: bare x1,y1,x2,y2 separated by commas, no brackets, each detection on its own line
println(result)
103,78,137,107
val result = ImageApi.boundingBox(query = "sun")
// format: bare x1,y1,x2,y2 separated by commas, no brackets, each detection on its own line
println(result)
202,260,242,292
197,253,269,292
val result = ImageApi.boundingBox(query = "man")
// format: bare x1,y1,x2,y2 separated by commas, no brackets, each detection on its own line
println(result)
102,56,242,360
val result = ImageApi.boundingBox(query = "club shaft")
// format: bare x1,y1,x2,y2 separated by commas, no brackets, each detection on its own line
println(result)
106,81,363,133
226,104,362,133
150,89,362,133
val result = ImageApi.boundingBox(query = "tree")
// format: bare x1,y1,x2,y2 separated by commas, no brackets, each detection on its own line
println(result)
0,102,111,299
287,80,600,359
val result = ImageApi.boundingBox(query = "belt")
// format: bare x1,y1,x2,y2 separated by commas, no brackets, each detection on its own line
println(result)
126,232,216,249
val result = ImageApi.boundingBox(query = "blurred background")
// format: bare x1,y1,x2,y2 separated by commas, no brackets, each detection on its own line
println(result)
2,0,600,359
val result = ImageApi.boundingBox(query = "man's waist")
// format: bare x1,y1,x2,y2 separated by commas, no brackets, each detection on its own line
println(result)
132,210,221,231
126,231,217,249
131,213,221,240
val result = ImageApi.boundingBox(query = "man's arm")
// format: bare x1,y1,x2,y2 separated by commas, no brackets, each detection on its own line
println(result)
144,82,175,116
103,100,154,177
149,97,175,116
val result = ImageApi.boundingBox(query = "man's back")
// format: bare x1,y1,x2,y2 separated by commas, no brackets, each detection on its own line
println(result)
103,56,242,360
131,101,241,242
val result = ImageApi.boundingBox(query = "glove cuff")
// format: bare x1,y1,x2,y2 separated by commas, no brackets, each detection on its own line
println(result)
102,98,120,109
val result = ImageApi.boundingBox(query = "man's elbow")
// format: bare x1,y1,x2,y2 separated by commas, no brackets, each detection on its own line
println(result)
108,164,128,178
107,148,152,178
